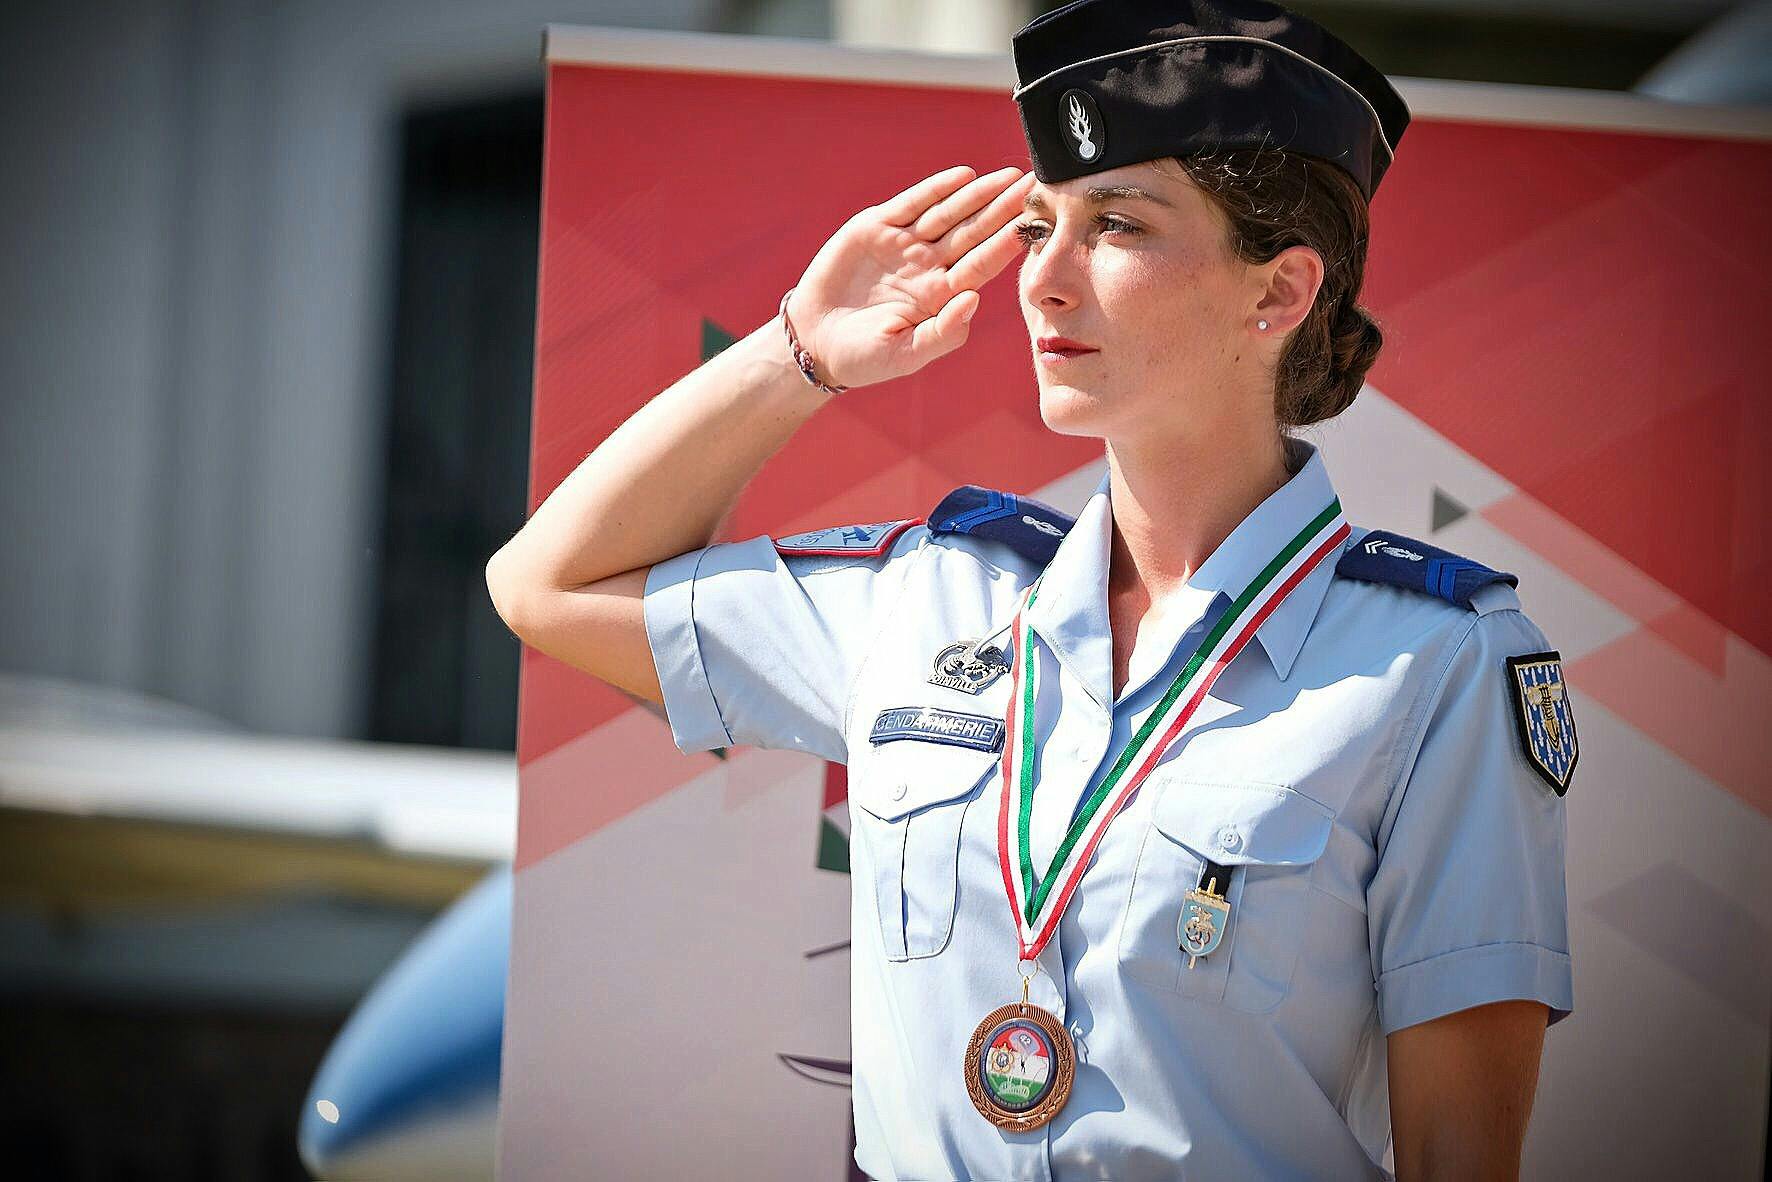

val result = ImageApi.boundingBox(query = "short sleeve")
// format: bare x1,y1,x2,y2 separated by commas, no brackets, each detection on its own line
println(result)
1366,607,1575,1035
642,526,926,763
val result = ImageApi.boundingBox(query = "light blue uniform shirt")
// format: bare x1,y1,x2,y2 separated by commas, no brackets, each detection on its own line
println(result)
643,438,1574,1180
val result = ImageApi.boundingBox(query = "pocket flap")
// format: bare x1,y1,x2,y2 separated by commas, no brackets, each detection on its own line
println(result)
1149,777,1333,866
849,741,1000,821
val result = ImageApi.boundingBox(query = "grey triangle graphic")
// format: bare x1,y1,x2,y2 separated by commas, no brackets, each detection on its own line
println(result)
1431,487,1467,532
702,318,737,362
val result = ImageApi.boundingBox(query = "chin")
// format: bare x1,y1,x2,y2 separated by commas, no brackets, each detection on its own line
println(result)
1036,380,1111,438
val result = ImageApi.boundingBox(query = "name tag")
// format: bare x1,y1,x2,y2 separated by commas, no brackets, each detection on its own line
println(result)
870,706,1005,753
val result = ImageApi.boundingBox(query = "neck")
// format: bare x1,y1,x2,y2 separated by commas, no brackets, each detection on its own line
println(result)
1105,423,1294,608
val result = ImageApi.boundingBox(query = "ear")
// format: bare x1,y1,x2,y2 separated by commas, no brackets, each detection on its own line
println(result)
1251,245,1324,335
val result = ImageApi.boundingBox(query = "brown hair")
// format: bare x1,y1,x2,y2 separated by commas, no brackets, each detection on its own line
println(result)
1152,148,1383,429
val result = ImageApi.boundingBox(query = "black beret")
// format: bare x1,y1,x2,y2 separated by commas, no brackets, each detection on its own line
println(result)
1011,0,1410,201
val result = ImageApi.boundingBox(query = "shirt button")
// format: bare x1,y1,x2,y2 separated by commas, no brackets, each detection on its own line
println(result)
1217,827,1242,853
892,783,908,801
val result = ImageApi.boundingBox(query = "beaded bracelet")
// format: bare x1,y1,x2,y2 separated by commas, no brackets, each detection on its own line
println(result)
779,288,848,396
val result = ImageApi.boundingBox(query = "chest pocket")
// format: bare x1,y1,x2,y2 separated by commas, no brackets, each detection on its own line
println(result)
849,739,1000,961
1117,776,1334,1012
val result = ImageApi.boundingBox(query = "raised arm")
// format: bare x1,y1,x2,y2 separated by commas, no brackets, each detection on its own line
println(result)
484,164,1035,702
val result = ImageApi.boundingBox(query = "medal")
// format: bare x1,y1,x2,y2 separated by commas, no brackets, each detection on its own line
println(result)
964,981,1076,1130
1180,862,1233,968
965,497,1350,1128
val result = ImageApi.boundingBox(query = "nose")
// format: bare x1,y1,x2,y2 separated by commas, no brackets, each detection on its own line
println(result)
1019,223,1087,314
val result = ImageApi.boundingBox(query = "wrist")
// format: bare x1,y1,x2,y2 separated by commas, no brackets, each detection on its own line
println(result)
779,287,849,396
735,313,835,412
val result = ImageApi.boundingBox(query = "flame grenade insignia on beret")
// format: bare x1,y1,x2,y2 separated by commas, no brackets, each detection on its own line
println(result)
1058,88,1105,164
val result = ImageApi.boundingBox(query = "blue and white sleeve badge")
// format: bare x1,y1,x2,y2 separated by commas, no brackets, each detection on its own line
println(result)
1506,650,1579,796
772,518,920,557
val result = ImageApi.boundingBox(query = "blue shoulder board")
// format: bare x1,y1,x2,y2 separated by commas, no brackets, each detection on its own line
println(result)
1337,529,1519,610
929,485,1075,565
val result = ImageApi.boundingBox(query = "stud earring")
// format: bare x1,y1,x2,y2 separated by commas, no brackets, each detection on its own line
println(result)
1257,319,1269,331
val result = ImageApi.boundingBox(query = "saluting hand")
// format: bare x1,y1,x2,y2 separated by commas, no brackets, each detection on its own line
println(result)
784,165,1036,391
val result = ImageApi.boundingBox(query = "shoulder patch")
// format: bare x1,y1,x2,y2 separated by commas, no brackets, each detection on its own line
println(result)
1336,528,1518,610
928,485,1075,565
1506,650,1578,795
772,518,920,557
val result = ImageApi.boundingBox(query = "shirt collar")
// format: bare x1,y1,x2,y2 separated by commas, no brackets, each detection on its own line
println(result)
1023,437,1342,711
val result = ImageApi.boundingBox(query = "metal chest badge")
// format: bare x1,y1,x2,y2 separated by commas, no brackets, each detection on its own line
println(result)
928,638,1009,695
1506,650,1579,796
1179,871,1231,968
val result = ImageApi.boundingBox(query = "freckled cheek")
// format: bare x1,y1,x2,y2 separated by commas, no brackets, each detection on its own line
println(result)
1016,249,1216,343
1098,256,1212,360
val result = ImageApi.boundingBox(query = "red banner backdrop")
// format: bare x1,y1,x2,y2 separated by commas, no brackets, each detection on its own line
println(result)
502,25,1772,1181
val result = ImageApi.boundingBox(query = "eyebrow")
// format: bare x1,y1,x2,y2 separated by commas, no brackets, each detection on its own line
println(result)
1022,185,1176,212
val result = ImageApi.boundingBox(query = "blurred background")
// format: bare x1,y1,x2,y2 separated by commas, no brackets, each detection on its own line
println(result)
1,1,1766,1179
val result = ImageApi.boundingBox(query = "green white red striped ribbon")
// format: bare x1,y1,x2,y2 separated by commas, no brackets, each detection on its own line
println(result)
997,498,1350,960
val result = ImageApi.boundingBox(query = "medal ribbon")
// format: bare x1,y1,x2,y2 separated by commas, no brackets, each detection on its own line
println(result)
996,498,1349,961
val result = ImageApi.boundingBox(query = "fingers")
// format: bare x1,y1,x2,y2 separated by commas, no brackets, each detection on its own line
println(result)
906,289,978,362
946,177,1037,295
874,165,978,227
909,166,1025,245
937,170,1034,265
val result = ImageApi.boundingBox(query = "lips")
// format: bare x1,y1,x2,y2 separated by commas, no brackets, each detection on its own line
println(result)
1037,335,1097,357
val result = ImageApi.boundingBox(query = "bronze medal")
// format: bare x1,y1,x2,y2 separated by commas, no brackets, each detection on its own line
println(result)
964,1000,1075,1130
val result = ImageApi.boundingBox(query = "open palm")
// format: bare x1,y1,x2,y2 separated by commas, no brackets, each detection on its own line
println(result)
785,165,1036,391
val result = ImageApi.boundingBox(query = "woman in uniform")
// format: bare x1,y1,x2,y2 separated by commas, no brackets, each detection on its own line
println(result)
486,1,1576,1177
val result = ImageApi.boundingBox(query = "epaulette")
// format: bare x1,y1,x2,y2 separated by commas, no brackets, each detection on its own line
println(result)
1336,528,1518,610
928,485,1075,565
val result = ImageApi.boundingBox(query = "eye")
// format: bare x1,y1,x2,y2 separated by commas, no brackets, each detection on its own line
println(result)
1013,214,1141,248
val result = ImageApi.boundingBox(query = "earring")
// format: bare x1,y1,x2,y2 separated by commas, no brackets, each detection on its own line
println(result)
1257,319,1269,331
